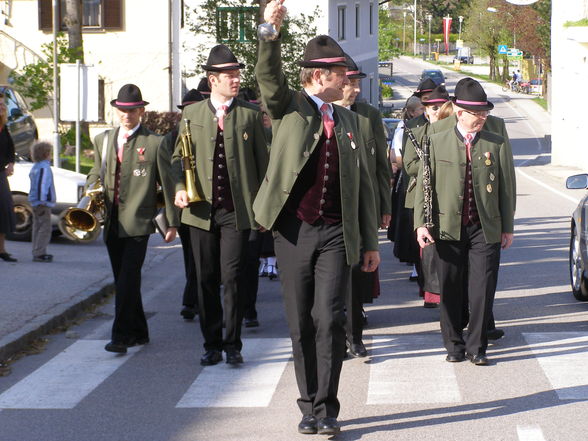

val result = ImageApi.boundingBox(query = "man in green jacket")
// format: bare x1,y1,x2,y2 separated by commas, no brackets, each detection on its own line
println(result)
415,78,516,366
334,53,391,358
254,0,379,435
173,45,268,367
87,84,179,354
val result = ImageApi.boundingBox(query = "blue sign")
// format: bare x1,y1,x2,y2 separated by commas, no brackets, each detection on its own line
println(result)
498,45,508,55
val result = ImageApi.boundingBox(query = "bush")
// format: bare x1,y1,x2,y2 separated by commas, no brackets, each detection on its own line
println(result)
59,127,93,151
381,84,394,98
141,111,181,135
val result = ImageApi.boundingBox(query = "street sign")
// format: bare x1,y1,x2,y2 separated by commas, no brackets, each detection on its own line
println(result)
506,0,538,4
507,48,523,57
498,45,508,55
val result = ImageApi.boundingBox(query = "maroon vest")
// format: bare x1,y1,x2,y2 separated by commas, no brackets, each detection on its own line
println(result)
460,130,480,226
212,127,234,212
286,132,342,225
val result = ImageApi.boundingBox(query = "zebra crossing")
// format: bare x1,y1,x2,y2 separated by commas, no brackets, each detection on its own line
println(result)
1,332,588,415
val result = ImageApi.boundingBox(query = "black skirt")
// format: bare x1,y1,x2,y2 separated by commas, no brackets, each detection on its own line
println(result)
0,170,15,234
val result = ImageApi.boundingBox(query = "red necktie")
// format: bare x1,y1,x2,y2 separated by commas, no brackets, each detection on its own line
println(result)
320,103,334,139
218,105,228,131
464,133,473,161
118,132,129,163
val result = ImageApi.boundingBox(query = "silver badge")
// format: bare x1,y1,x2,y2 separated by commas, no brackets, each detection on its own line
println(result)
371,147,375,155
133,169,141,176
141,169,147,177
490,173,495,181
351,141,357,150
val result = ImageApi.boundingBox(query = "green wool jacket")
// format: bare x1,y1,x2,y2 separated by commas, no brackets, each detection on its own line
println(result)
87,125,180,239
414,127,516,244
253,38,378,265
172,99,269,231
352,101,392,221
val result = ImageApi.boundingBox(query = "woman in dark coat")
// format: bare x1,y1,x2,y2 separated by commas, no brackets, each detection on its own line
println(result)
0,95,17,262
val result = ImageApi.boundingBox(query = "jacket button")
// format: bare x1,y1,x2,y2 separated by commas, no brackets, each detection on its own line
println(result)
207,176,212,181
314,133,320,140
319,210,324,215
283,190,289,194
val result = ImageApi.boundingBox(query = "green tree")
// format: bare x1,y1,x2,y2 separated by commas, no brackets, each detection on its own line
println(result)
9,34,81,111
379,7,403,59
186,0,320,91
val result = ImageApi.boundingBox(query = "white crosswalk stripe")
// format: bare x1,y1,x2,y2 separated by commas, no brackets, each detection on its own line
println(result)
367,335,461,404
176,338,291,408
523,332,588,400
0,340,142,409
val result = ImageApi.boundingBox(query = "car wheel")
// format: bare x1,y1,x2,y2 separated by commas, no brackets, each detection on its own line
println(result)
7,194,33,241
570,223,588,301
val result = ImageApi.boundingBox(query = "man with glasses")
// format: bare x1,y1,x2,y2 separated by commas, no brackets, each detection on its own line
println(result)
414,78,516,366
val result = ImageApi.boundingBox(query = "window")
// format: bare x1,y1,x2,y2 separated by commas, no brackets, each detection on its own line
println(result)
369,2,374,35
338,6,346,41
217,7,257,43
38,0,122,31
355,4,360,38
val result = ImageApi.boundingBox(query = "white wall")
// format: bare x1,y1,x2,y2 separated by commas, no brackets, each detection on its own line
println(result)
551,0,588,170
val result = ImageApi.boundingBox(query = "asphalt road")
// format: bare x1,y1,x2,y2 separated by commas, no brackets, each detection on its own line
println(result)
1,58,588,441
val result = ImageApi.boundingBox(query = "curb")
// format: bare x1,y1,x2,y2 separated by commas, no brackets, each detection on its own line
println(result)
0,283,114,363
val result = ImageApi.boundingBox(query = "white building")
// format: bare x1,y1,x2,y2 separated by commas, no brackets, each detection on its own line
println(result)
0,0,379,139
551,0,588,170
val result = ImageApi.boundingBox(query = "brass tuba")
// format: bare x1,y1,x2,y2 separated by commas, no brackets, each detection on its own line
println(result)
180,118,204,203
58,179,106,242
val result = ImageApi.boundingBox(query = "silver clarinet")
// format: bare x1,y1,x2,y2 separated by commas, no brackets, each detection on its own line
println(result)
422,136,434,229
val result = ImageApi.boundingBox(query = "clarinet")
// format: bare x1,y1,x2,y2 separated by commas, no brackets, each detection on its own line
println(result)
421,135,434,229
402,119,424,160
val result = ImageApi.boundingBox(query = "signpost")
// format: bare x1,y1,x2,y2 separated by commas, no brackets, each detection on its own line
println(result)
498,44,508,55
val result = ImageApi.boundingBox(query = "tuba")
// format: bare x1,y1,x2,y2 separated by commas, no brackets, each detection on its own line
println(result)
180,118,204,203
58,179,105,242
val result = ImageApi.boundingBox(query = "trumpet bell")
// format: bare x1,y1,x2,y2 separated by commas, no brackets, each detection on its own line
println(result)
58,208,102,243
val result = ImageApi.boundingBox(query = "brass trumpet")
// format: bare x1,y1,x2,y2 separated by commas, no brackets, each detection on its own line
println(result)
58,179,105,242
180,118,204,203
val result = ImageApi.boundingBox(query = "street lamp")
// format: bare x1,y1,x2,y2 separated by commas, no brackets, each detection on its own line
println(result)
458,15,463,41
413,0,417,56
403,11,407,53
427,14,432,59
487,7,516,47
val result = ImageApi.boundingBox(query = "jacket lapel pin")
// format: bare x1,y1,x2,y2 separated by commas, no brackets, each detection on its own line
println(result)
486,184,493,193
484,152,491,166
137,147,145,161
243,132,248,141
347,132,357,149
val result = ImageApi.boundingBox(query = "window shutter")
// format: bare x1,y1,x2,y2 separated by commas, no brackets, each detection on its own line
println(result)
104,0,123,30
39,0,52,31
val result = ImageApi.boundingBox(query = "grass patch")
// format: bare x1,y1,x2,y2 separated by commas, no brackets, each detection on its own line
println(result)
60,155,93,175
533,97,548,110
564,19,588,27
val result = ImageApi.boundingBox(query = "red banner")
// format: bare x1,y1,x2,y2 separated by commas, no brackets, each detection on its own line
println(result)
443,16,452,55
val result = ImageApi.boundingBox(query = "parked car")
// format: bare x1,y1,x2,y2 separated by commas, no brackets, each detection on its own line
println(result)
454,47,474,64
7,155,86,241
529,78,543,95
0,85,38,158
420,69,445,86
566,173,588,300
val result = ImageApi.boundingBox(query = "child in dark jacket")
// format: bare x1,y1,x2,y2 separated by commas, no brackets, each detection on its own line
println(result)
28,141,55,262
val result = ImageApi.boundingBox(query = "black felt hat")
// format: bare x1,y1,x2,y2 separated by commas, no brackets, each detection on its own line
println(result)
298,35,348,68
201,44,245,72
177,89,204,109
345,53,366,79
451,77,494,111
196,78,211,96
421,85,450,105
110,84,149,108
413,78,437,98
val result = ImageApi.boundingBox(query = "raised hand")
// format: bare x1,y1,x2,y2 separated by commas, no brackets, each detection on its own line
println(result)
264,0,287,32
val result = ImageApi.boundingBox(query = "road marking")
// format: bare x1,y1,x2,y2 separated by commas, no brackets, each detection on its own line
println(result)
366,336,461,404
523,332,588,399
176,338,291,408
517,425,546,441
0,340,141,409
516,169,580,205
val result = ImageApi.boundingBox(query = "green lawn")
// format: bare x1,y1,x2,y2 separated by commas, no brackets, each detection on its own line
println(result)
60,155,93,175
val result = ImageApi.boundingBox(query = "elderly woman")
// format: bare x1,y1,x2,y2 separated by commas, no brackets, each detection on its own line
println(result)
0,94,17,262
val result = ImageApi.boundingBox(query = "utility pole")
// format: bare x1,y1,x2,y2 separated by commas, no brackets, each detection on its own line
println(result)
427,14,432,59
403,11,406,53
52,0,60,167
458,15,463,41
413,0,417,56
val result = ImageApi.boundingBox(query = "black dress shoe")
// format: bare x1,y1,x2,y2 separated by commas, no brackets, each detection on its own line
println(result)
317,417,340,435
104,341,128,354
129,337,149,347
466,353,489,366
445,353,466,362
244,317,259,328
181,306,197,320
347,340,368,358
33,254,53,262
200,350,223,366
225,349,244,365
423,302,439,308
487,328,505,340
297,415,317,434
0,252,17,262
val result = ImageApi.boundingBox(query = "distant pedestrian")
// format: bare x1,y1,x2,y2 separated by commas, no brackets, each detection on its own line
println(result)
0,93,17,262
28,141,56,262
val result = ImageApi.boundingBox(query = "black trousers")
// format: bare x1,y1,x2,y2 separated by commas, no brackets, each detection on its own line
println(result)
346,257,366,343
436,223,501,356
105,218,150,344
243,230,263,320
274,214,349,419
190,208,249,352
178,223,198,309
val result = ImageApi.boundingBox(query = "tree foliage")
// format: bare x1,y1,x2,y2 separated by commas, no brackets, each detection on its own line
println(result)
8,34,81,111
379,7,403,60
185,0,320,91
